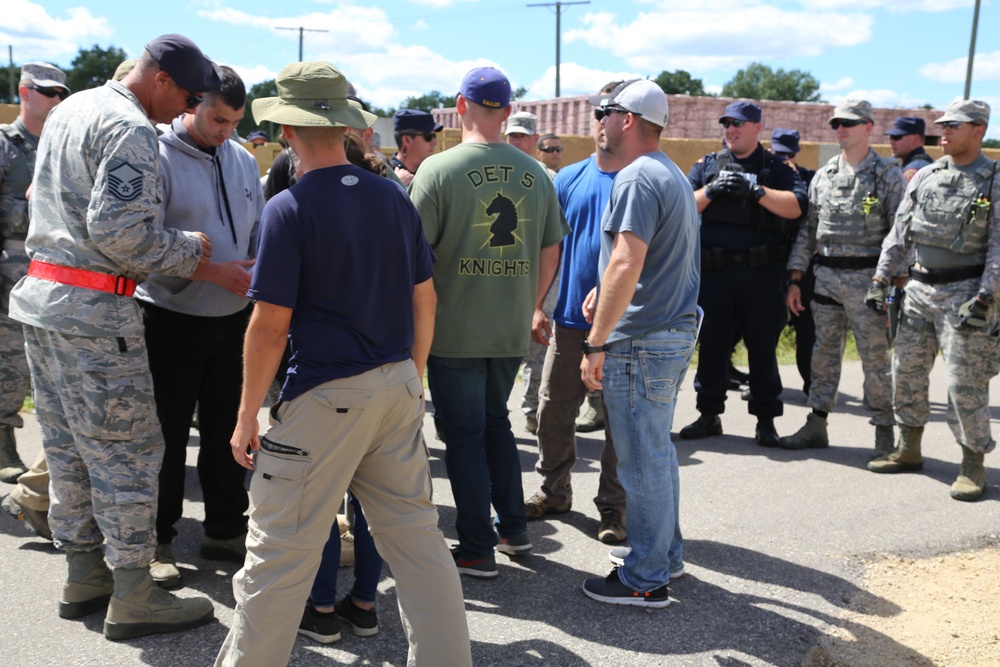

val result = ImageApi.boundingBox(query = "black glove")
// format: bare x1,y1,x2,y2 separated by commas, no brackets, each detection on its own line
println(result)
956,294,991,331
749,183,765,202
706,172,749,200
865,281,887,313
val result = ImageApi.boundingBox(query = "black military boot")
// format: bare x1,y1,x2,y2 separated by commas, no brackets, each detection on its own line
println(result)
679,413,722,440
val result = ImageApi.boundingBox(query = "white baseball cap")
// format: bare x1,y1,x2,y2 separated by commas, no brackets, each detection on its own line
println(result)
589,79,668,128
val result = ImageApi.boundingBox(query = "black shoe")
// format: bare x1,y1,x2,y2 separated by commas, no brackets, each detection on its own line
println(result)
729,365,750,387
335,595,379,637
755,419,780,448
298,605,341,644
679,414,722,440
728,378,742,390
741,388,752,401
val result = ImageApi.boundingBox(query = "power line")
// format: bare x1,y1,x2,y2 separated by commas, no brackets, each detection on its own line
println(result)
527,1,589,98
276,27,330,62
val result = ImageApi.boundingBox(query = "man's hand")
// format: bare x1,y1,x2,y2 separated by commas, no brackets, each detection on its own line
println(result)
214,259,255,297
581,351,604,390
865,281,887,313
395,167,414,186
706,172,749,200
956,294,991,331
531,307,552,345
194,232,212,260
582,287,597,324
230,414,260,471
787,284,803,315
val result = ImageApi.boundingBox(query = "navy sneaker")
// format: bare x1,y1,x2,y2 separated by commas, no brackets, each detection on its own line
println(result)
451,546,499,579
495,531,532,556
298,604,341,643
582,568,670,608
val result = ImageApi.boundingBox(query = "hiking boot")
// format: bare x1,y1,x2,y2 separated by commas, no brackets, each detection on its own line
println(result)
868,425,924,473
597,507,626,544
582,567,670,608
524,492,571,520
607,546,685,579
0,425,27,484
298,604,342,643
451,546,499,579
755,418,780,448
60,550,114,619
199,532,247,562
103,566,214,641
495,531,532,556
335,595,379,637
679,413,722,440
525,413,538,435
2,493,52,540
779,413,828,450
150,544,182,590
872,424,895,460
340,531,355,567
576,393,605,433
950,446,986,502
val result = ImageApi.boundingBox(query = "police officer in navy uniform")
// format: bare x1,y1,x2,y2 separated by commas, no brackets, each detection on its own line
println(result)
886,116,933,182
390,108,442,186
681,101,808,447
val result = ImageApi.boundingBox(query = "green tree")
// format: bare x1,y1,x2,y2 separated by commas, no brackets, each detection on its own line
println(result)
721,62,822,102
984,138,1000,149
64,44,128,93
0,66,21,104
511,86,527,102
654,70,707,96
238,79,278,139
401,90,457,112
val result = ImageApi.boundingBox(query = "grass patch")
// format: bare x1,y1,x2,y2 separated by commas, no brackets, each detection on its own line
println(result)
691,324,861,367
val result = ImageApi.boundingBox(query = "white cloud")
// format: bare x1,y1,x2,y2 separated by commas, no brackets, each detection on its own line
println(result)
821,77,854,93
2,1,112,62
231,64,278,89
401,0,478,8
797,0,974,12
522,64,645,101
413,19,430,31
565,4,873,73
920,51,1000,83
826,88,928,109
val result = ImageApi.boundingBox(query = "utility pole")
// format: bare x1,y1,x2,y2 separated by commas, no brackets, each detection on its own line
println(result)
276,26,329,62
963,0,981,99
528,1,589,98
8,46,14,103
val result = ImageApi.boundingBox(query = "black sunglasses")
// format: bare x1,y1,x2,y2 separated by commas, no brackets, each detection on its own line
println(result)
594,107,630,121
538,145,563,154
720,119,749,129
404,132,436,142
939,121,966,130
829,119,863,130
29,85,68,101
185,93,203,109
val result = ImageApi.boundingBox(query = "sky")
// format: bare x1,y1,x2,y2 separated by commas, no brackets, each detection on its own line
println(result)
5,0,999,139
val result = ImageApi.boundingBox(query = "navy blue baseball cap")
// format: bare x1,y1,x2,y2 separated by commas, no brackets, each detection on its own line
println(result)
393,108,444,134
885,116,926,138
720,101,762,123
247,130,269,142
771,128,801,155
145,34,222,93
459,67,511,109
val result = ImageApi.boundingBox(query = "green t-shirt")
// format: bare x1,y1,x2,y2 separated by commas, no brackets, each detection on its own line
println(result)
410,142,569,358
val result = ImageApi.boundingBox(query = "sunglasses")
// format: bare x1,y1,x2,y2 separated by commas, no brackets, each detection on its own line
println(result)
538,145,563,154
939,122,966,130
720,119,749,129
185,93,203,109
829,119,863,130
594,107,630,121
404,132,436,142
29,85,68,101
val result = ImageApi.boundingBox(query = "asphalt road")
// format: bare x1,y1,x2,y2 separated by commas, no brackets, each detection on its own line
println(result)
2,359,998,666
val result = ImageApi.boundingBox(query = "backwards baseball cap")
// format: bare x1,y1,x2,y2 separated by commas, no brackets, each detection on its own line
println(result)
20,61,69,92
885,116,925,137
145,34,222,94
393,108,443,134
505,111,538,136
253,62,376,130
770,128,801,155
247,130,269,143
830,99,873,123
935,99,990,126
588,79,669,128
459,67,511,109
719,101,761,123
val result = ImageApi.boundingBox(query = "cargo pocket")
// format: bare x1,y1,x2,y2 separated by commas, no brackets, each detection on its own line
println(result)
74,337,155,441
249,442,311,536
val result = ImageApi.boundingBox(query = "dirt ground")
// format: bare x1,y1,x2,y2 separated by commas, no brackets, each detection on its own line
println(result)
805,544,1000,666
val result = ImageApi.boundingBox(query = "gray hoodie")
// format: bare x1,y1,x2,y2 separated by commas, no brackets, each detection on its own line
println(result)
135,116,262,316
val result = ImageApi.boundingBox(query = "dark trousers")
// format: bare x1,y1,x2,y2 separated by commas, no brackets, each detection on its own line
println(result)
788,262,816,394
694,262,786,419
141,301,251,543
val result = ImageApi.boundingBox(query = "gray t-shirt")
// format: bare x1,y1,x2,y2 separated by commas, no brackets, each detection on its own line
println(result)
598,151,701,342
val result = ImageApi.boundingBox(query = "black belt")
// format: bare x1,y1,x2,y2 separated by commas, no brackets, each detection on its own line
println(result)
909,265,984,285
811,293,842,307
702,244,789,270
814,255,879,270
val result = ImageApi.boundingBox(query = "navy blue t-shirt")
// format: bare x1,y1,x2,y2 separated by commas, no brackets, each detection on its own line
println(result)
249,164,435,401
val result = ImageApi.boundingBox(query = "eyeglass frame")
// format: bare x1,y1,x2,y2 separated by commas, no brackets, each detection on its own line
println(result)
28,84,69,101
719,118,751,129
538,145,563,154
594,106,630,121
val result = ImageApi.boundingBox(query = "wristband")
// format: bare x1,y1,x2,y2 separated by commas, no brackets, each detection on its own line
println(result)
582,339,610,354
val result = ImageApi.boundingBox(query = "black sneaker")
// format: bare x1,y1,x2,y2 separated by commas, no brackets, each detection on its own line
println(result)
679,413,722,440
495,531,532,556
582,568,670,608
451,546,499,578
298,604,341,644
335,595,379,637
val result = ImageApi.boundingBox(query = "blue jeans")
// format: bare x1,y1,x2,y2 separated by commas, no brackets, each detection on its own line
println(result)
427,355,526,559
603,326,695,592
310,493,382,607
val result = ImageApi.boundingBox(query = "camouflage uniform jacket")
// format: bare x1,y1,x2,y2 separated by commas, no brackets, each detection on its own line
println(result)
9,80,203,338
0,118,38,242
788,148,905,273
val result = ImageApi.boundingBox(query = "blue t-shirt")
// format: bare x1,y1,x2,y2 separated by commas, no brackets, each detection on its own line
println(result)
250,164,435,401
599,152,701,342
553,155,617,330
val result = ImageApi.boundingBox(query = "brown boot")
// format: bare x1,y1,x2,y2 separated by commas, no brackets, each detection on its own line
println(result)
103,566,214,641
0,425,27,484
950,446,986,502
60,550,114,619
868,425,923,473
872,425,895,460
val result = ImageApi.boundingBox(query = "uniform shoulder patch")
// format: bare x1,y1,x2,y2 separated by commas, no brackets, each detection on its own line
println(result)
107,162,144,201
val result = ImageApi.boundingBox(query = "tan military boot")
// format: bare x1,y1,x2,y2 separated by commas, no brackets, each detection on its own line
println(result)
150,543,182,589
950,447,986,502
868,425,923,473
103,566,214,641
778,413,828,450
60,549,114,619
872,425,895,460
0,425,28,484
575,393,605,433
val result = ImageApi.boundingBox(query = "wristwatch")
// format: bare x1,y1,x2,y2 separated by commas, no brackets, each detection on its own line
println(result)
582,339,610,354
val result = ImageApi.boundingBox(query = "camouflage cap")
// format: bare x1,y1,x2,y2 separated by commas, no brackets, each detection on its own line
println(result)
935,100,990,126
20,61,69,92
113,59,137,82
830,99,873,123
252,62,375,130
505,111,538,136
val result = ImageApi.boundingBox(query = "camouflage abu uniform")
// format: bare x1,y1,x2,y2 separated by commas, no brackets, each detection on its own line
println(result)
8,80,204,568
788,148,906,425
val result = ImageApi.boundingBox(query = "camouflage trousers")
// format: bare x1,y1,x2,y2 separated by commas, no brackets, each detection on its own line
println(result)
808,266,894,425
893,278,999,454
0,245,30,427
23,325,162,568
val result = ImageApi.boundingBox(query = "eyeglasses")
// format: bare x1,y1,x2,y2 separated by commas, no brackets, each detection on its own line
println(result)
538,145,563,154
594,107,630,121
829,119,863,130
404,132,436,142
29,85,68,101
720,119,749,129
939,122,966,130
185,93,203,109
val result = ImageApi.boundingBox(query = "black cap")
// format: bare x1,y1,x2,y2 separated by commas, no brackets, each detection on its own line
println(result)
393,109,443,134
771,128,801,155
145,34,222,93
885,116,926,138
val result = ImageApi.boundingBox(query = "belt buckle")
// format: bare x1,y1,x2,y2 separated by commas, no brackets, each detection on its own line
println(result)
114,275,129,296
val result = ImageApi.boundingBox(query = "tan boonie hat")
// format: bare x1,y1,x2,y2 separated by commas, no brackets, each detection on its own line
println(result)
113,59,137,82
829,99,873,123
20,61,70,92
936,100,990,126
348,99,377,128
253,62,375,130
